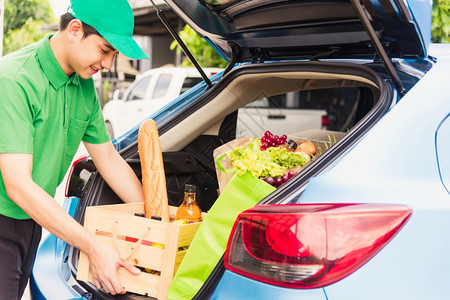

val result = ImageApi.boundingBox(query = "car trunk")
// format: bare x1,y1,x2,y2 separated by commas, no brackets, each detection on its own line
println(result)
68,61,393,298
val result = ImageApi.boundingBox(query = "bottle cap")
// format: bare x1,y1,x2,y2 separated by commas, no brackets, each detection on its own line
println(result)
287,139,298,150
185,184,196,194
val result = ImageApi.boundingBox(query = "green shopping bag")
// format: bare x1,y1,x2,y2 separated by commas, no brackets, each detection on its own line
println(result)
167,154,276,300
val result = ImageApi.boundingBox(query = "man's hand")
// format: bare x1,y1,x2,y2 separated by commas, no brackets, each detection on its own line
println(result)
86,240,141,295
0,153,141,295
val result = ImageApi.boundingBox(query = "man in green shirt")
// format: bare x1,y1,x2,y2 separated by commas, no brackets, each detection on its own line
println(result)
0,0,148,297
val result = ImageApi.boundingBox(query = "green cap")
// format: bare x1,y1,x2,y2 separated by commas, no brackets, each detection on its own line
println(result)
68,0,149,60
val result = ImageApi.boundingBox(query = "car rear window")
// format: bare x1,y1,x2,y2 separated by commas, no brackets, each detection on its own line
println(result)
126,76,151,101
180,77,203,94
152,74,173,98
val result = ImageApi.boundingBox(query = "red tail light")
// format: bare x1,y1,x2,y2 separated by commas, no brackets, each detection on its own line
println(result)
321,115,329,129
224,203,412,289
64,155,87,197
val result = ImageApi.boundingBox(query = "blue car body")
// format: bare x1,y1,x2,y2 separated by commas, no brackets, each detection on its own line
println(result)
31,0,450,299
211,44,450,300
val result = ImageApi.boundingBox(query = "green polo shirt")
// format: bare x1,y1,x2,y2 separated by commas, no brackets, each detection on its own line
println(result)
0,34,111,219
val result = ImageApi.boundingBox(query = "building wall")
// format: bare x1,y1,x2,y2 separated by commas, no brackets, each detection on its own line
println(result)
150,35,177,68
132,34,177,72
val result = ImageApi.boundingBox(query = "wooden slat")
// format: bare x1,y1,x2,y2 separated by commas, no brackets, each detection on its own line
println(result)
88,208,169,244
177,222,202,247
77,252,91,282
173,250,188,275
97,202,145,215
77,203,206,298
95,235,165,270
158,222,180,300
118,269,160,298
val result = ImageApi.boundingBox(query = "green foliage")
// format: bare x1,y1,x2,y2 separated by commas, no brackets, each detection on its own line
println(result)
102,81,112,106
432,0,450,43
3,18,53,54
315,134,338,156
170,25,227,68
3,0,55,54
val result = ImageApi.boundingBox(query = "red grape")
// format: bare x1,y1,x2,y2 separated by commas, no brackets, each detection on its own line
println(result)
265,177,275,185
260,130,290,151
274,177,283,187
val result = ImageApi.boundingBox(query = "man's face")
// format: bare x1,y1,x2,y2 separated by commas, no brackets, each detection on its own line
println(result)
69,33,118,79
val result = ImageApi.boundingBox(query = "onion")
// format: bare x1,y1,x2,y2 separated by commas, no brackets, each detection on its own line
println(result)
296,140,316,156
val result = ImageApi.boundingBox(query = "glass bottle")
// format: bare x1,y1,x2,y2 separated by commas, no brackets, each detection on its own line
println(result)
175,184,201,223
285,139,298,152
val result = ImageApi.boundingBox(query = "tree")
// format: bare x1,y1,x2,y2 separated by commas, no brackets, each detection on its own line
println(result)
2,0,55,55
3,17,54,54
432,0,450,43
170,25,227,68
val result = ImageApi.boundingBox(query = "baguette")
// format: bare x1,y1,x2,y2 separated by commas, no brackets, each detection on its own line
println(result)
138,119,170,222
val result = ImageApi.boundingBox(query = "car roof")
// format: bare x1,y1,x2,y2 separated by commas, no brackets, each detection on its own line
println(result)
165,0,431,63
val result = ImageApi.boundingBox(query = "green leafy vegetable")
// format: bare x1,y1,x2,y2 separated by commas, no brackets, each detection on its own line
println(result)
228,138,306,178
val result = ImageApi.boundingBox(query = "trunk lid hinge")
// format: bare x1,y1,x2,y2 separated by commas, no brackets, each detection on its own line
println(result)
250,48,266,63
149,0,213,88
350,0,406,96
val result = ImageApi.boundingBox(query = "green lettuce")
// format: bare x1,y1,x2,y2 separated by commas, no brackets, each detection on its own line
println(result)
228,138,306,178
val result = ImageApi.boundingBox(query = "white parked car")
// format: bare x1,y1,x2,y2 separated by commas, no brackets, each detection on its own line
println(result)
103,67,332,139
237,94,329,138
102,66,222,138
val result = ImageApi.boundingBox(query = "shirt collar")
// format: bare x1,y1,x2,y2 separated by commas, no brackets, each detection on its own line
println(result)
37,34,79,89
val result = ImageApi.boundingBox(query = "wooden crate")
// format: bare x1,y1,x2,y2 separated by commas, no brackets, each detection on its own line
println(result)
77,202,205,299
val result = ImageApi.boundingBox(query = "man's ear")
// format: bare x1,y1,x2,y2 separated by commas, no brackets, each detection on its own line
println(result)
66,19,84,42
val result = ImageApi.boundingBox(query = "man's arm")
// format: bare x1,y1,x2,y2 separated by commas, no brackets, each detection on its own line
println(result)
0,153,140,295
83,141,144,204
